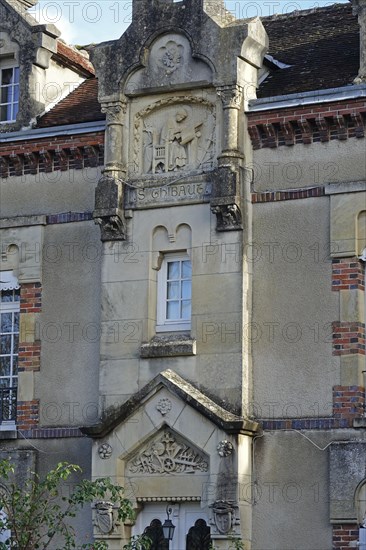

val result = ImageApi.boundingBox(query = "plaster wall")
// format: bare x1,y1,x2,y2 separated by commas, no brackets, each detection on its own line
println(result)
100,202,246,412
35,221,101,427
253,138,366,191
0,167,101,218
30,60,84,112
252,197,339,418
252,430,331,549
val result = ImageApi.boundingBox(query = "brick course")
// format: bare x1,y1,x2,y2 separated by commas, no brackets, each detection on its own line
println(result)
333,524,359,549
332,322,366,356
332,258,365,291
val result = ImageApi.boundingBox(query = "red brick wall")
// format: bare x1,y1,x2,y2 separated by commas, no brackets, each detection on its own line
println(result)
17,283,42,429
333,524,359,549
332,258,365,291
333,386,365,421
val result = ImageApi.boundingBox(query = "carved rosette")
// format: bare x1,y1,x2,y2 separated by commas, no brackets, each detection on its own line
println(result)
217,440,234,457
127,430,208,475
211,204,242,231
98,443,113,459
156,398,172,415
209,500,240,536
217,85,243,110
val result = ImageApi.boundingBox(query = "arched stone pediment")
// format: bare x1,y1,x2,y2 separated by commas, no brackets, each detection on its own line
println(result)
124,33,213,95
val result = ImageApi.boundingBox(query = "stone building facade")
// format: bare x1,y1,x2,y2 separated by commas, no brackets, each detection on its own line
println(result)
0,0,365,548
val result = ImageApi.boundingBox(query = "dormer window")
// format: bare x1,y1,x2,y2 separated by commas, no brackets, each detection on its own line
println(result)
0,64,19,123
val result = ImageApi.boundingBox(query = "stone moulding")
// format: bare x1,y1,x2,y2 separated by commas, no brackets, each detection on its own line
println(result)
81,369,260,438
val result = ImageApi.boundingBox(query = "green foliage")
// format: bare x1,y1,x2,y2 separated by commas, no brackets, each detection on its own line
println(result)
0,459,147,550
123,534,152,550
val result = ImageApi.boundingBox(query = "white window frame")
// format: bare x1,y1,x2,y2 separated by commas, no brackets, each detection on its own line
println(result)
0,274,20,429
0,61,19,123
156,252,192,332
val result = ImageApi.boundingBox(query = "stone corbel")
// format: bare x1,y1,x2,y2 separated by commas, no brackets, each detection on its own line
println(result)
210,164,243,231
93,175,126,241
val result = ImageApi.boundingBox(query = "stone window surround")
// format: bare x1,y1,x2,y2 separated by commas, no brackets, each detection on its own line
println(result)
156,251,192,333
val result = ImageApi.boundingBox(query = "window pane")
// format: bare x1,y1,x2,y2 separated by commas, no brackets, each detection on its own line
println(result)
182,260,191,279
13,312,19,333
181,280,191,299
0,335,11,355
0,104,8,121
1,86,10,104
167,301,179,319
14,290,20,302
0,378,10,388
1,69,13,86
1,291,13,303
181,300,191,319
0,357,10,377
167,281,179,299
0,313,12,334
12,356,18,376
13,67,19,83
167,261,179,280
13,335,19,353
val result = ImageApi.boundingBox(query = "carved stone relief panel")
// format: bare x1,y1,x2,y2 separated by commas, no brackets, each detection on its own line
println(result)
125,34,213,94
132,98,216,176
126,430,209,475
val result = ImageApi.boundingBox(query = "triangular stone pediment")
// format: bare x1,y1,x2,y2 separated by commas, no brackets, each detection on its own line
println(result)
81,369,259,438
126,428,209,476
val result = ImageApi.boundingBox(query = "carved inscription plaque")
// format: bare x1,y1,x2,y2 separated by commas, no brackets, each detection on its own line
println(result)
125,181,212,209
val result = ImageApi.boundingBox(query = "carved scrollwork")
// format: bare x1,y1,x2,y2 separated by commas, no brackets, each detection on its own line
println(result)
127,430,208,475
217,85,243,109
211,203,242,231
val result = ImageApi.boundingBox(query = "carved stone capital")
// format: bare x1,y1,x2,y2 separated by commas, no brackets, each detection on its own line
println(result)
101,100,127,124
217,85,243,109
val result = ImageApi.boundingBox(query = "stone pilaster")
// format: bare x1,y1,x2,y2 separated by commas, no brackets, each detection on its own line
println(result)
94,99,127,241
101,100,127,175
217,85,243,158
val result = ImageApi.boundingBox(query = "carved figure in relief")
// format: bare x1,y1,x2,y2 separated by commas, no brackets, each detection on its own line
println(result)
144,108,203,174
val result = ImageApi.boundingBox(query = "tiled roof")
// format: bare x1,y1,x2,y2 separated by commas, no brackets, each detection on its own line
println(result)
55,41,95,77
37,78,104,128
36,3,360,127
259,3,359,98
